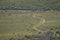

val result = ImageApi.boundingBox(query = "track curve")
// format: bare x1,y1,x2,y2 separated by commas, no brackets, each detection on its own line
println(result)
33,18,46,32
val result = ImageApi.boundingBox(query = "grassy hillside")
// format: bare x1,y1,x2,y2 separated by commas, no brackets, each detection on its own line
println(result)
0,0,60,9
0,10,60,40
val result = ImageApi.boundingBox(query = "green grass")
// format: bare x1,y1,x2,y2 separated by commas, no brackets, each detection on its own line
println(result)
0,0,60,8
0,10,60,40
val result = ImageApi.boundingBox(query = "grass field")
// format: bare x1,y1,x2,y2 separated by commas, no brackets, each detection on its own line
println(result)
0,0,60,8
0,10,60,40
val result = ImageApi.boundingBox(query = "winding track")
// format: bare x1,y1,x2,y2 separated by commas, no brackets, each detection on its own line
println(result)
33,16,46,32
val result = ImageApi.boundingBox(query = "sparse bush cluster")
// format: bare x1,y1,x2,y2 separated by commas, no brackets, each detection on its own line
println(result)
0,6,60,11
8,30,60,40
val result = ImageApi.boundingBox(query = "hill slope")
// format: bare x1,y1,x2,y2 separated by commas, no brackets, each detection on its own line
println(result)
0,0,60,10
